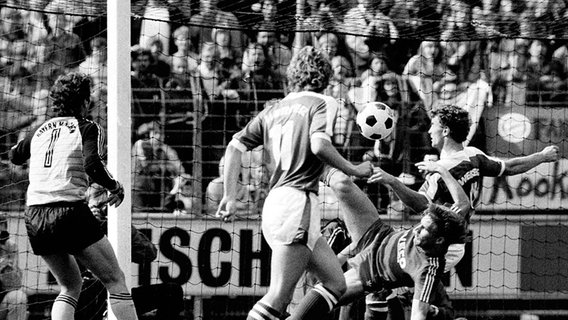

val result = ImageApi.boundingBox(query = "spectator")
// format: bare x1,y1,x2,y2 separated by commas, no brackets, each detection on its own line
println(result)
132,49,161,88
341,0,399,77
170,26,199,74
1,66,37,134
348,53,397,109
0,8,27,69
164,56,192,90
138,0,171,55
521,0,565,39
132,121,185,212
38,11,87,76
193,42,230,100
229,43,283,127
316,33,340,60
551,38,568,76
295,0,343,50
239,42,282,92
167,173,200,215
147,36,172,82
77,37,108,98
189,0,245,55
327,55,355,103
211,26,241,81
403,40,445,111
205,150,267,218
488,38,516,105
440,0,487,85
249,0,293,47
387,0,441,72
256,23,292,82
360,52,392,84
0,215,27,320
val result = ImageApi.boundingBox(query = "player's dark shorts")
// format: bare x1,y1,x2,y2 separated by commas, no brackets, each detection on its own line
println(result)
25,201,104,255
348,219,394,292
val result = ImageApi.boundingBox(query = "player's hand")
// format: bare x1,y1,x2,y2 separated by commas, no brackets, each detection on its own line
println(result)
415,160,444,175
216,197,238,222
352,161,373,178
367,166,396,184
540,145,560,163
107,181,125,207
428,305,439,317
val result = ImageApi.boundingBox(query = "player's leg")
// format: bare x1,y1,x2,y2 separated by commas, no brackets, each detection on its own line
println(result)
76,237,138,320
248,243,311,320
41,254,83,320
288,236,347,320
247,187,317,320
324,168,380,245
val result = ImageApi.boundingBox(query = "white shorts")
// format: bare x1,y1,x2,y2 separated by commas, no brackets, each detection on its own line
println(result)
262,186,322,251
445,243,466,272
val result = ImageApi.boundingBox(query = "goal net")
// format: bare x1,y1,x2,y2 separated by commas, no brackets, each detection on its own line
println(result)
0,0,567,319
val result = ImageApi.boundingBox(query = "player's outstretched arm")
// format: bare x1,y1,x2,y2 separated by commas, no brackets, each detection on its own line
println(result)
416,161,470,217
216,142,244,221
311,137,373,178
503,145,559,175
368,167,430,213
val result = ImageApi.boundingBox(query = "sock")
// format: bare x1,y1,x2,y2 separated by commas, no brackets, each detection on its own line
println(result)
51,293,78,320
109,292,139,320
247,301,283,320
288,284,338,320
364,296,388,320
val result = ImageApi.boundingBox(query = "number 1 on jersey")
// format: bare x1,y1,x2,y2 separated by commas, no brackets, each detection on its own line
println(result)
269,121,294,171
44,128,61,167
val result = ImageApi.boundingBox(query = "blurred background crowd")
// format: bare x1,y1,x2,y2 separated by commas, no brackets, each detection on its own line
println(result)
1,0,568,216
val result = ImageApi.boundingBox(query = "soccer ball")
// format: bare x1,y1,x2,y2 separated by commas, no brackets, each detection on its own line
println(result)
356,102,395,140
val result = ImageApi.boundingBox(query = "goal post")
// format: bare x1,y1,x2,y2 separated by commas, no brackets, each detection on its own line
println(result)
106,0,133,297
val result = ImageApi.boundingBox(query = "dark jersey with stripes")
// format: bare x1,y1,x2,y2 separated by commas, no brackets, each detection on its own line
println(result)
374,228,445,304
233,92,335,194
419,147,505,213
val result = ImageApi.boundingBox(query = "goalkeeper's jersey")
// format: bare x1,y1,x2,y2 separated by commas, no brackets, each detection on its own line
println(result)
10,117,118,206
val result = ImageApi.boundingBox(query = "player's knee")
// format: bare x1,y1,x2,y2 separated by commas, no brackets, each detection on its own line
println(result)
97,269,126,287
328,171,354,196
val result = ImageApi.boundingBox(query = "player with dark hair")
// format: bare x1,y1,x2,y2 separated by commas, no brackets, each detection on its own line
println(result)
359,104,559,319
216,46,373,320
9,72,138,320
370,104,559,268
290,159,470,320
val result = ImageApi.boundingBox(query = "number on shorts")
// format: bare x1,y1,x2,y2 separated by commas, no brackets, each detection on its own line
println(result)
44,128,61,167
269,121,294,171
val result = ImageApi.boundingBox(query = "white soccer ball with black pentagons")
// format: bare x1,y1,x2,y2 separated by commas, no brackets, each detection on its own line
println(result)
356,102,395,140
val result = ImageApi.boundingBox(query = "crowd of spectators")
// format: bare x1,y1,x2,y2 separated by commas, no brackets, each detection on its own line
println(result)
1,0,568,216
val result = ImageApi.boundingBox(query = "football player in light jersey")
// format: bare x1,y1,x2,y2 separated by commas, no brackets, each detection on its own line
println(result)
290,156,470,320
216,46,374,320
9,73,138,320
